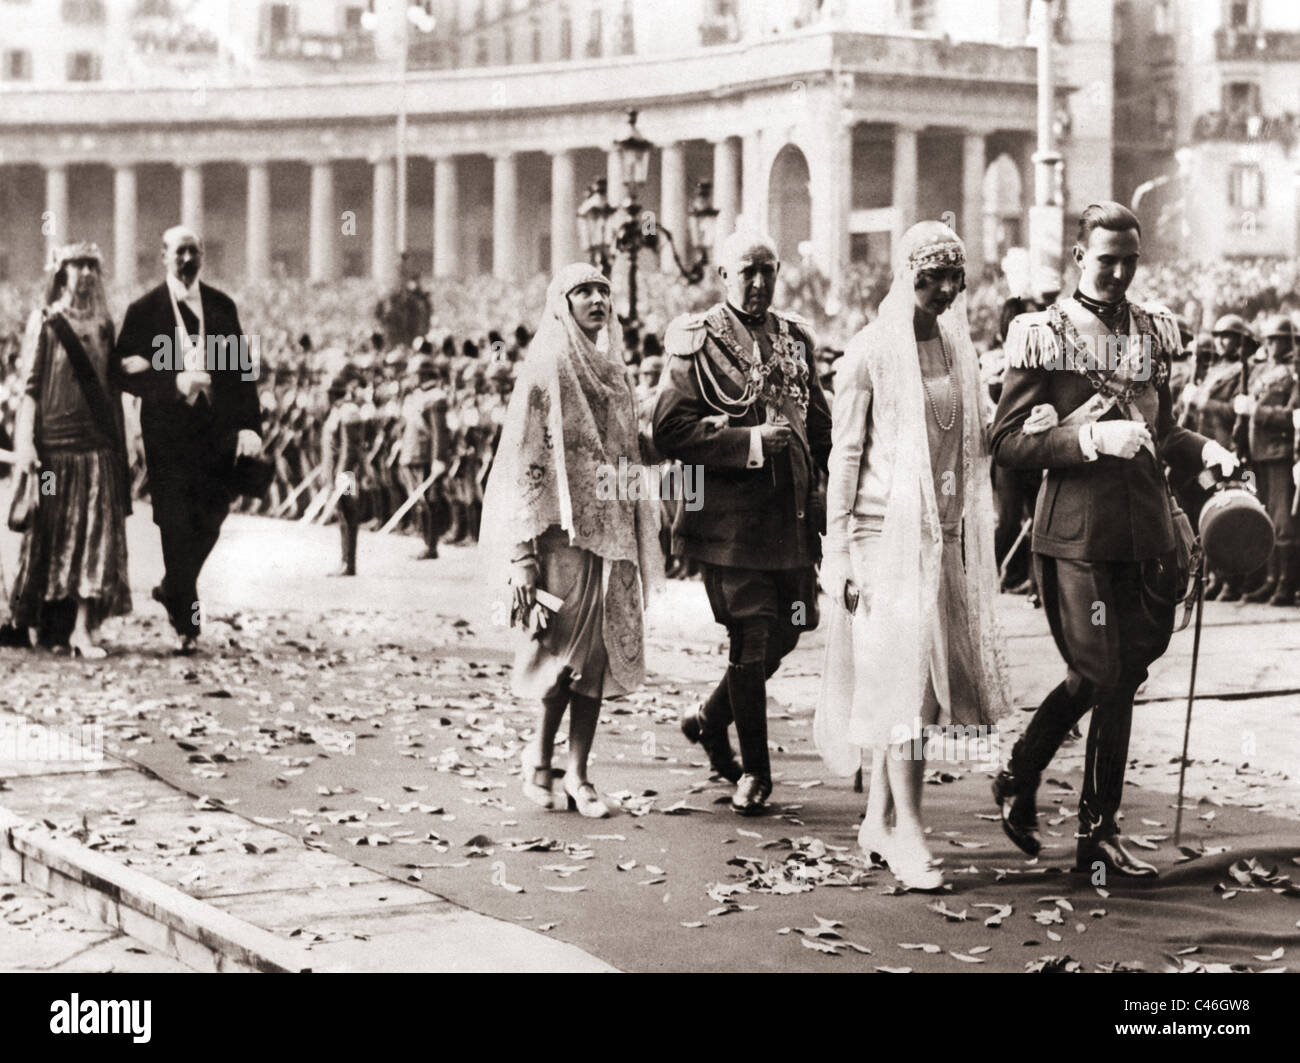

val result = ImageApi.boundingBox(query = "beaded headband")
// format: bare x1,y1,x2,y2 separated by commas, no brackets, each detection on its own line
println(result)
908,241,965,274
47,241,103,271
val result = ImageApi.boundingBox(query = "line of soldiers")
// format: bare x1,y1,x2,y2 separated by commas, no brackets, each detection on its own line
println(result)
247,343,517,575
1176,313,1300,604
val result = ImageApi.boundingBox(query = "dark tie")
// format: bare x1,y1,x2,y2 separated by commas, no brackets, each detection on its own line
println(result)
176,298,200,347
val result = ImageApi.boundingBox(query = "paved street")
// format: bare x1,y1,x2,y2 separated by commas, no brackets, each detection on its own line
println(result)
2,503,1298,972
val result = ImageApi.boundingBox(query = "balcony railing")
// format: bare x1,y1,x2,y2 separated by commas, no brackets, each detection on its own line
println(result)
1215,27,1300,62
1192,110,1298,150
260,32,376,63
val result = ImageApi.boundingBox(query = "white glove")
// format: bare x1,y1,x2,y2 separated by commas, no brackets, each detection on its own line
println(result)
1293,461,1300,488
1090,420,1151,460
1021,403,1059,436
1202,440,1239,476
1292,409,1300,429
1232,394,1256,416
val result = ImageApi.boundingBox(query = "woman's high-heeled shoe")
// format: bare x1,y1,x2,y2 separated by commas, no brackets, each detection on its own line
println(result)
563,776,610,818
69,637,107,660
857,820,891,865
876,830,945,891
520,747,557,811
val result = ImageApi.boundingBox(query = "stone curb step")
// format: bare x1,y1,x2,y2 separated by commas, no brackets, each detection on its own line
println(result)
0,806,312,974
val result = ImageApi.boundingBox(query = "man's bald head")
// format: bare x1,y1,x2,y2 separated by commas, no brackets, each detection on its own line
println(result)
718,227,780,319
162,225,203,285
719,228,778,276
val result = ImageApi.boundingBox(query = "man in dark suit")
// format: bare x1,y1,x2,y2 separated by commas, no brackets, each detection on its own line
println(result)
990,203,1237,879
112,226,262,652
653,229,832,814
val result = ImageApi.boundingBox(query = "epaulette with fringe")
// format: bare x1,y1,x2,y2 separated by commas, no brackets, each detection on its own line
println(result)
774,308,817,351
1137,301,1182,361
664,312,708,357
1003,311,1058,369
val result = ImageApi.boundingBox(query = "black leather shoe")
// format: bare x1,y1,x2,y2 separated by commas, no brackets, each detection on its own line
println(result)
680,707,742,783
992,770,1041,856
1218,584,1243,603
1074,834,1158,878
730,774,772,816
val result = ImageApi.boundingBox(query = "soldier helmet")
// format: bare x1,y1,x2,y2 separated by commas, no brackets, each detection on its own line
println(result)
1262,314,1297,338
641,333,663,359
1211,313,1250,338
514,324,532,348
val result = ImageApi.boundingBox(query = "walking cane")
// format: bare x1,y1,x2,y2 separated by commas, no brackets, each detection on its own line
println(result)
1173,552,1208,848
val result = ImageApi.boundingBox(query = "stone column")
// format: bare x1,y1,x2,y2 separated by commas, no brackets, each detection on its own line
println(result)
607,149,624,207
658,140,686,272
492,151,519,281
433,155,459,278
44,164,69,255
741,129,765,231
112,164,137,287
962,129,988,271
892,122,921,249
810,116,851,287
180,163,204,235
246,161,271,284
372,157,396,285
309,161,336,283
712,137,740,255
550,148,578,274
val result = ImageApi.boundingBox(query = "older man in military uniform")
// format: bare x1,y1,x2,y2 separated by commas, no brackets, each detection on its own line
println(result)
1240,316,1300,605
652,228,832,814
990,202,1237,878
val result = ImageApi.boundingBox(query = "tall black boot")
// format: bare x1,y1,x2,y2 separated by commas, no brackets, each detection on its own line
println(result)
444,500,467,544
1074,684,1155,877
1009,678,1095,782
680,675,741,782
1268,541,1296,606
726,661,771,814
330,517,357,577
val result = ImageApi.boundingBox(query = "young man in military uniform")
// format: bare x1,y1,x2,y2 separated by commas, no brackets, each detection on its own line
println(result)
321,369,366,577
1181,313,1253,600
1240,316,1300,605
990,203,1237,878
652,229,832,814
397,354,452,560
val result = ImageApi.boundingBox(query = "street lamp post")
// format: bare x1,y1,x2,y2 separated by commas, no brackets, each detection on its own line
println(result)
364,3,436,287
579,111,720,329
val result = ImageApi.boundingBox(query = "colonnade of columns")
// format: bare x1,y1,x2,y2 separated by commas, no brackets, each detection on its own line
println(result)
26,122,999,289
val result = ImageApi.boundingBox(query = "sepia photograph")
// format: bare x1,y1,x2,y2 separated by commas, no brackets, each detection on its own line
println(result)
0,0,1296,1039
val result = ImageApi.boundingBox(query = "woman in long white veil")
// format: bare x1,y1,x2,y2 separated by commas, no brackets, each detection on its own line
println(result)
815,221,1010,890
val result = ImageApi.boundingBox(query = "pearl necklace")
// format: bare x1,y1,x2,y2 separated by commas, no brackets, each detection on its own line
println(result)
919,333,956,431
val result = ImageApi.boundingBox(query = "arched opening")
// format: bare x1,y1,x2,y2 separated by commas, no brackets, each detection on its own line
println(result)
767,144,811,264
983,152,1024,268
